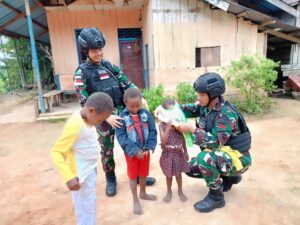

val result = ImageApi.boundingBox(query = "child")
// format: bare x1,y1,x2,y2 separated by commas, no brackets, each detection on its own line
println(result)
116,88,157,215
158,99,190,203
51,92,114,225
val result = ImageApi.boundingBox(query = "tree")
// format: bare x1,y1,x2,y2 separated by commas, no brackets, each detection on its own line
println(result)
0,35,53,93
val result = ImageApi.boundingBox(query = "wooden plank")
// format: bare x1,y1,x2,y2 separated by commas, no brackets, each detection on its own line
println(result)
259,19,276,27
69,10,80,66
43,90,63,98
180,0,190,68
51,11,64,74
226,13,237,63
172,0,181,68
128,9,140,28
59,74,75,91
57,11,69,75
201,3,213,47
158,0,167,69
264,29,300,44
109,9,119,65
256,33,266,56
63,10,78,74
47,11,60,75
117,9,128,27
187,0,197,68
152,0,161,70
212,9,222,47
164,0,173,69
235,18,243,60
242,20,251,55
220,10,230,65
290,44,300,64
250,24,258,55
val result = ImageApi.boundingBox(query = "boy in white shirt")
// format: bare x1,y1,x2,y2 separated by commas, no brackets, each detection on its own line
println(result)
51,92,114,225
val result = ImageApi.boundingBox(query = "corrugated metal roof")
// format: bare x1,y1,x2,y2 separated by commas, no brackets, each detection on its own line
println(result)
226,1,300,44
0,0,49,45
238,0,295,14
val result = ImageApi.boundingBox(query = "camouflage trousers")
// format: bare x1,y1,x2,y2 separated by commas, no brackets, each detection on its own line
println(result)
187,149,252,190
96,121,116,173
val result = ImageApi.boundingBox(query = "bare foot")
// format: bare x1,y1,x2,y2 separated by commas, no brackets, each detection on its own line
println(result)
163,191,172,203
139,192,157,201
133,199,143,215
178,191,187,202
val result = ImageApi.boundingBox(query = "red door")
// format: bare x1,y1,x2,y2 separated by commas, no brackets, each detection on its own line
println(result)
120,40,144,88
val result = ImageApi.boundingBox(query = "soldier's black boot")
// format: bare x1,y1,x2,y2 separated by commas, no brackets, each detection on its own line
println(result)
222,175,242,192
105,171,117,197
194,187,225,213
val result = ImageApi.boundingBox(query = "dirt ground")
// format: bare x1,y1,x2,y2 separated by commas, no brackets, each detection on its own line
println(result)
0,94,300,225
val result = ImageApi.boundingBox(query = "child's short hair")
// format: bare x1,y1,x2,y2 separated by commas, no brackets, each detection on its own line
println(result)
123,88,142,102
162,98,175,109
85,92,114,113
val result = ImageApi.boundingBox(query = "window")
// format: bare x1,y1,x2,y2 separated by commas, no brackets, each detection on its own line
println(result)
195,46,220,67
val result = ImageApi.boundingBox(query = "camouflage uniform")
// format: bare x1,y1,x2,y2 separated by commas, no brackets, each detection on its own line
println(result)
74,59,137,173
181,97,252,190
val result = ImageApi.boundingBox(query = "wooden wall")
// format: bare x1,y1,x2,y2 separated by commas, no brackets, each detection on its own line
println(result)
46,0,267,93
150,0,267,93
47,9,141,90
141,0,155,86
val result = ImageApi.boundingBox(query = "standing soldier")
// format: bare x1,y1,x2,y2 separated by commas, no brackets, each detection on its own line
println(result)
74,28,155,197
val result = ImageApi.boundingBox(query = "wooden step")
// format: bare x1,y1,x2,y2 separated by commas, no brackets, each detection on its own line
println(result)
37,115,70,122
38,110,74,118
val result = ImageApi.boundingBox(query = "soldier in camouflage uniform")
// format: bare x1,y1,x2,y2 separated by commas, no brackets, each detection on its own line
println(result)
74,28,155,197
176,72,252,213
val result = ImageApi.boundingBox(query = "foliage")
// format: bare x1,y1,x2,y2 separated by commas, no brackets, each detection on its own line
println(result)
223,55,279,114
142,84,165,115
176,82,197,104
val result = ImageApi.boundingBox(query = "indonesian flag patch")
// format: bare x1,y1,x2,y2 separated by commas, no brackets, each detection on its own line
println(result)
74,78,83,86
98,70,109,80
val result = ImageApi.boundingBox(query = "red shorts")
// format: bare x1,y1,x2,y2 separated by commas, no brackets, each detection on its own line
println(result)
125,153,150,179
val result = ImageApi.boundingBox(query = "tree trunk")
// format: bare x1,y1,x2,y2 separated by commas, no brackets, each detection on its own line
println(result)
0,36,12,91
38,43,55,76
14,40,27,89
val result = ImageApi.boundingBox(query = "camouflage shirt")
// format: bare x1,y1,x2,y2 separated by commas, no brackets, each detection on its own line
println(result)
181,97,241,150
73,59,137,109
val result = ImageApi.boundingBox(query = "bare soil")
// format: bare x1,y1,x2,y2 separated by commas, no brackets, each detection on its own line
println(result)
0,96,300,225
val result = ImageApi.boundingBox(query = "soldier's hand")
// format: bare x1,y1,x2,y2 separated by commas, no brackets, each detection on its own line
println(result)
66,177,81,191
176,123,196,133
106,115,123,129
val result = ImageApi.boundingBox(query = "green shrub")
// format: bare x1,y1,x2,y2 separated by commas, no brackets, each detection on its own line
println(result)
176,82,197,104
223,55,278,114
142,84,165,115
